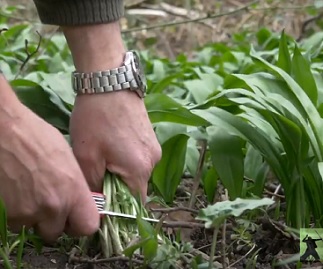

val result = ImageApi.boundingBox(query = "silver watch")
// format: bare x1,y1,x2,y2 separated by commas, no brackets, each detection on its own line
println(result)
72,50,146,98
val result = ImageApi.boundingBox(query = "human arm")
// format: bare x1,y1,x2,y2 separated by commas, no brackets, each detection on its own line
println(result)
0,74,99,241
32,0,162,201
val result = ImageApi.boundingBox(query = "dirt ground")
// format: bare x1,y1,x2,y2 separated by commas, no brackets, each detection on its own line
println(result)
1,0,321,268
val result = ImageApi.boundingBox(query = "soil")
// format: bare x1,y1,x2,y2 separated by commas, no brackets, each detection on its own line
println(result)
3,179,302,269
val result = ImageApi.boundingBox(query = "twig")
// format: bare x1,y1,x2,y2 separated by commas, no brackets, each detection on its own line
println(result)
121,0,260,34
221,189,228,269
264,189,285,199
68,247,143,265
15,31,42,79
297,11,323,41
69,254,143,265
228,244,256,268
160,220,204,229
150,206,199,214
189,140,207,209
221,219,227,269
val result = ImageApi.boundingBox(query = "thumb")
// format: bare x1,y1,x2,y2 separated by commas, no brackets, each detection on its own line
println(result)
64,184,100,237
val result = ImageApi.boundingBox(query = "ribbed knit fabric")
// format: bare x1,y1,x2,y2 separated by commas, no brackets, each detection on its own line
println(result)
33,0,124,26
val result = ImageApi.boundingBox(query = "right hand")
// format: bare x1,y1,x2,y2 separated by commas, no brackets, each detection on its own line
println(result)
0,103,99,242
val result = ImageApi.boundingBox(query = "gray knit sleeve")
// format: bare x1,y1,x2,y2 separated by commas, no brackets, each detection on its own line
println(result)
33,0,124,26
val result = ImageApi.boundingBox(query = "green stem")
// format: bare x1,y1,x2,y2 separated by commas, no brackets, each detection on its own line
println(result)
209,227,219,269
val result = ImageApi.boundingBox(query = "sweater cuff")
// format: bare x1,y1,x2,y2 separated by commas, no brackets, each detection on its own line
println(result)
33,0,124,26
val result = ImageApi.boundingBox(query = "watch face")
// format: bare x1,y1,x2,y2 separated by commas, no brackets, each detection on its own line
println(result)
131,51,147,94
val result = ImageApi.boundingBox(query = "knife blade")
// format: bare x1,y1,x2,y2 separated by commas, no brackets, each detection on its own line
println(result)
99,210,160,223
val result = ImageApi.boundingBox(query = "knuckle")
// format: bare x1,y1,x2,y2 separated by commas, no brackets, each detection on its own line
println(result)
151,143,162,164
42,193,62,214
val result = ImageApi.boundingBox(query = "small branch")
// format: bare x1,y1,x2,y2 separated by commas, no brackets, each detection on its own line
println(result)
297,11,323,41
189,140,207,209
160,220,204,229
15,31,42,79
69,247,143,265
221,220,227,269
150,206,199,215
121,0,260,34
264,189,285,199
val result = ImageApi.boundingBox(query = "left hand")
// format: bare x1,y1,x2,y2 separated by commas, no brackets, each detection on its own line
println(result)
69,90,161,202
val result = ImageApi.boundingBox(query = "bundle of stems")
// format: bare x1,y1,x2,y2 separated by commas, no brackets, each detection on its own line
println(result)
99,172,153,258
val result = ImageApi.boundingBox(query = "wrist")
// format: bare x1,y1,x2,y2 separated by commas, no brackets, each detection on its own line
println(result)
62,22,126,72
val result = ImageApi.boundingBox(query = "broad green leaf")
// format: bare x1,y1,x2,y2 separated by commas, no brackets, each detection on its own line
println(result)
38,72,76,106
123,237,151,258
184,79,215,104
318,162,323,182
152,134,189,203
243,144,270,197
149,73,183,93
185,138,200,177
154,122,187,145
202,167,218,203
277,30,292,74
244,144,263,180
137,218,158,261
196,198,274,228
10,79,70,132
250,47,323,160
291,45,318,104
192,107,287,184
145,93,208,126
207,126,244,200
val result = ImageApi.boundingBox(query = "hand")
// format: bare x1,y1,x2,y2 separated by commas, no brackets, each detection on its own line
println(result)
69,91,161,201
0,97,99,242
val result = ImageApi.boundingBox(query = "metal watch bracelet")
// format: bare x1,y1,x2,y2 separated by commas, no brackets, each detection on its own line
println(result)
72,64,139,95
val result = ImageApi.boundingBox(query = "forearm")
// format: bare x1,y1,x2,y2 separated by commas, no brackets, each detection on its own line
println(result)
62,22,125,72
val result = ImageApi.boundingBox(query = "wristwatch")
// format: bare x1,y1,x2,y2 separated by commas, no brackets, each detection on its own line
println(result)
72,50,146,98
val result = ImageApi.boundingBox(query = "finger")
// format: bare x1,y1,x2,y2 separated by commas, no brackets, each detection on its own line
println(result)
33,214,67,243
121,174,148,204
64,186,100,237
72,146,105,192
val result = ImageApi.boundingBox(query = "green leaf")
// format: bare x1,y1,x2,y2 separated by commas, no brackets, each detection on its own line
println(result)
16,227,26,269
137,218,158,261
0,198,8,248
152,134,189,203
291,45,318,105
250,47,323,161
196,198,274,228
123,237,151,258
244,144,269,197
192,107,287,186
145,93,208,126
277,30,292,74
207,126,244,200
10,79,71,132
202,167,218,203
